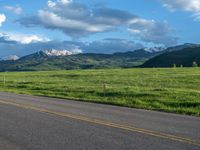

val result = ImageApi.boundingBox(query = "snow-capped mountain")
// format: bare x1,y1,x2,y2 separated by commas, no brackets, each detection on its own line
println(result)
1,55,19,61
43,49,82,57
43,49,73,56
144,47,166,53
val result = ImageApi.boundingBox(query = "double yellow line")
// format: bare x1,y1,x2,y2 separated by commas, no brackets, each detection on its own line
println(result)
0,99,199,147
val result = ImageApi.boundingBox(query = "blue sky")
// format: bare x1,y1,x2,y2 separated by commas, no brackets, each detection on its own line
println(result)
0,0,200,57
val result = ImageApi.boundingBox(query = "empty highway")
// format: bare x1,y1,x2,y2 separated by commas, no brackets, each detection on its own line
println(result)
0,92,200,150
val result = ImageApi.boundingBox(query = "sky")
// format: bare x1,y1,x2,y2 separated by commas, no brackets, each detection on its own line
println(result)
0,0,200,57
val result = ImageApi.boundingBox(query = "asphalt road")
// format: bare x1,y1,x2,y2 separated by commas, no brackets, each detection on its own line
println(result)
0,92,200,150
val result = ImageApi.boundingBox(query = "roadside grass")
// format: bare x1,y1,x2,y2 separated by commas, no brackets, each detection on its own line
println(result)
0,68,200,116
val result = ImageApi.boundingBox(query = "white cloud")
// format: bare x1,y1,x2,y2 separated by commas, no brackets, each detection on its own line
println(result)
18,0,137,37
47,1,56,8
48,0,71,6
38,10,110,34
4,6,22,15
0,32,50,44
18,0,177,46
161,0,200,21
59,0,72,5
128,29,141,34
0,14,6,27
128,19,178,46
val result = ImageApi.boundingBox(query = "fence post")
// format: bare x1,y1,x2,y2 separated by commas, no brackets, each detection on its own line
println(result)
103,84,106,97
3,74,5,86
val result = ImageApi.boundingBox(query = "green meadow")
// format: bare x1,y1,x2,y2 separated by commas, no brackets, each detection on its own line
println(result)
0,68,200,116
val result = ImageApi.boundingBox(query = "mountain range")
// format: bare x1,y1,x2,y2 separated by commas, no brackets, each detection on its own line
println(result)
0,49,161,71
0,43,199,71
141,45,200,68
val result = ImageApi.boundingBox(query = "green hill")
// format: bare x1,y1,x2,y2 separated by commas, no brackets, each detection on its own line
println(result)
0,49,160,71
141,46,200,68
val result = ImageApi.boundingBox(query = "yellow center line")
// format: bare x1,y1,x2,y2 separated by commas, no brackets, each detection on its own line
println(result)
0,99,200,147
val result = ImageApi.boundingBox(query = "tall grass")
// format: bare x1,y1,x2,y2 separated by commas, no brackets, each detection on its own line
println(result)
0,68,200,116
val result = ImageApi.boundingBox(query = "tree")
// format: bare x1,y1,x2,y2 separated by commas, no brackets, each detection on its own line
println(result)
192,61,198,67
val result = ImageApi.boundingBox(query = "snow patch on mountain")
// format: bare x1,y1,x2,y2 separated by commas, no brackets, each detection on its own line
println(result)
2,55,19,61
144,47,166,53
43,48,82,56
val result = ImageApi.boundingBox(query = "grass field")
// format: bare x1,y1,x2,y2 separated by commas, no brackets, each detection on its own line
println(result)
0,68,200,116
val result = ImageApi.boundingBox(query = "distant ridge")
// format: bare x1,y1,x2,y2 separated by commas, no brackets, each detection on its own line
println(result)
141,46,200,68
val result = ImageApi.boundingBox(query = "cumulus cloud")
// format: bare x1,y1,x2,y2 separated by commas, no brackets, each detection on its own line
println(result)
0,14,6,27
17,0,177,46
161,0,200,21
0,32,50,44
128,19,178,46
4,6,22,15
18,0,136,37
47,0,56,8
